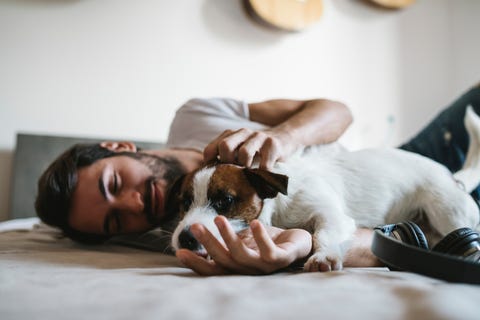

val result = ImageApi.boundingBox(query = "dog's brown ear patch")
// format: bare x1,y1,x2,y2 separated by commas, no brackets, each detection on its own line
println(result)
243,168,288,199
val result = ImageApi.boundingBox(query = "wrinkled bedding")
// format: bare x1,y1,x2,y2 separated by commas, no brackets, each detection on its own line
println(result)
1,219,480,320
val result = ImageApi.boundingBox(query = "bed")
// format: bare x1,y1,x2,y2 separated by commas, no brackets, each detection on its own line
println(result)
2,134,480,320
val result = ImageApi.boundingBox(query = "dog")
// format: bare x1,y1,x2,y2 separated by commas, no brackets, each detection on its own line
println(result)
168,106,480,272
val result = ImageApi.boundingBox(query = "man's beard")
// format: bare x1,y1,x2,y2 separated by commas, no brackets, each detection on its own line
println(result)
123,152,186,226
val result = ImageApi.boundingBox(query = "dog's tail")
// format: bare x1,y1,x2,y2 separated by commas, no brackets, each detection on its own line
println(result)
453,105,480,193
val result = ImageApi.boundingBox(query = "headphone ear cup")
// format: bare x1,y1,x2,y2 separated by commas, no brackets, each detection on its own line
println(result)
432,228,480,256
392,221,429,250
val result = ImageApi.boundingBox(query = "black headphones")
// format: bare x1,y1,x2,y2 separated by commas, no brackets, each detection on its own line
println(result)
371,221,480,284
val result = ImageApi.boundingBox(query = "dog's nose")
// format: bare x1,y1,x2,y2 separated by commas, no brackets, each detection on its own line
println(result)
178,228,200,251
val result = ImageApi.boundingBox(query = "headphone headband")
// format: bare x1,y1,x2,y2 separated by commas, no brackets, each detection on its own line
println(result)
371,228,480,284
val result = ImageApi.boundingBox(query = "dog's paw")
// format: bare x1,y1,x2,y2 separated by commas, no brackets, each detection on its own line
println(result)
304,252,343,272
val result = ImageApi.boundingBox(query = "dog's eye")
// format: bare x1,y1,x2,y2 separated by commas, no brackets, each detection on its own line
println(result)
212,194,234,213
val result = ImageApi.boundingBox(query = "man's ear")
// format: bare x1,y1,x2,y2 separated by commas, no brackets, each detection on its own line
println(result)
100,141,137,153
243,168,288,199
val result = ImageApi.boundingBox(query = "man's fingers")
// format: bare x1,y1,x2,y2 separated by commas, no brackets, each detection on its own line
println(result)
204,129,254,164
213,216,262,268
191,222,257,274
250,220,285,264
215,217,289,274
217,129,255,163
214,216,249,254
190,223,228,259
203,130,233,162
258,139,279,170
237,133,265,167
182,219,301,275
204,128,290,170
176,249,226,276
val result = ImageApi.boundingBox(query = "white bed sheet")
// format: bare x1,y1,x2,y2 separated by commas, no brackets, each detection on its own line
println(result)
1,219,480,320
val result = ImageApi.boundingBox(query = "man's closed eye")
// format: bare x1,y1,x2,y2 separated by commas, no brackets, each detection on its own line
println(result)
110,171,119,195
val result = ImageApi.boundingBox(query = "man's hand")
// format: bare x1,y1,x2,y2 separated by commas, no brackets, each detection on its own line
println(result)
202,99,352,170
203,128,296,170
175,216,312,275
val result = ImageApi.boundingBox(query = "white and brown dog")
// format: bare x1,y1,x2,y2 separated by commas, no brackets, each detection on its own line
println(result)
169,106,480,272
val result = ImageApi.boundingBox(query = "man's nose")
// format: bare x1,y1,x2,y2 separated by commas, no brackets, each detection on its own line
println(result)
115,190,144,214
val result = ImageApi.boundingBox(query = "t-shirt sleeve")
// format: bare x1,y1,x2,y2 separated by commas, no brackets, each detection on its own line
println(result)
166,98,268,151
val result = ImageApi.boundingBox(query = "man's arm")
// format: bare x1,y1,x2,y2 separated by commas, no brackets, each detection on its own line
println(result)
343,228,384,268
249,98,352,145
204,99,352,169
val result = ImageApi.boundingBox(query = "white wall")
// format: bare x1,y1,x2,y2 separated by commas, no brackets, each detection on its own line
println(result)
1,0,479,221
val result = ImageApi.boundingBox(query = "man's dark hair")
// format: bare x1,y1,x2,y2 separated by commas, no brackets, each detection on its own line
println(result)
35,143,117,244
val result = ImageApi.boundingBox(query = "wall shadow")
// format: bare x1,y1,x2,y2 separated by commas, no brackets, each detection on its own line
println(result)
329,0,401,20
201,0,286,47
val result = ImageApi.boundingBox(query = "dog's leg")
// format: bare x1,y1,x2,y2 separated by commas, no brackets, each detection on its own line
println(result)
302,204,356,272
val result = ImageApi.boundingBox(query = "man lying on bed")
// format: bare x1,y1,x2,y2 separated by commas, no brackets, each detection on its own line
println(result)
35,84,480,275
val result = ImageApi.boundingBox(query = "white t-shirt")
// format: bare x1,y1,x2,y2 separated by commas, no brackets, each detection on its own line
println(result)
166,98,268,152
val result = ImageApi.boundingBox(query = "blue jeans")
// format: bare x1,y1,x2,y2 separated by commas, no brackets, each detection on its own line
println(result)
399,84,480,201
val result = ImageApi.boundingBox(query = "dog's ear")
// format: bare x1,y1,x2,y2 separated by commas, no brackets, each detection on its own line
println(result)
164,174,187,222
243,168,288,199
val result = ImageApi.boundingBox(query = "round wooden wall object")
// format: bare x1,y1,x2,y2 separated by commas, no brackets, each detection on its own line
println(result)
369,0,416,9
244,0,323,32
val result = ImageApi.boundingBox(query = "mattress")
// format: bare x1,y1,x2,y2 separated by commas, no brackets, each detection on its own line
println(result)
1,218,480,320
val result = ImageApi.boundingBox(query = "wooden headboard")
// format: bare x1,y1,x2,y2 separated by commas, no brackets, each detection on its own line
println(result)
9,133,164,219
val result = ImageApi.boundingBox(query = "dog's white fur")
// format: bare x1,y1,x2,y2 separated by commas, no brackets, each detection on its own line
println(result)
172,106,480,271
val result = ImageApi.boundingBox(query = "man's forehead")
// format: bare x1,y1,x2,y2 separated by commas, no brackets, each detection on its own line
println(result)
77,154,135,176
79,158,105,178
